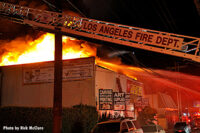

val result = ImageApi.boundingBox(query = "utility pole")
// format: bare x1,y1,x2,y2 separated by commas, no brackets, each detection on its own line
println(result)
53,32,63,133
53,1,63,133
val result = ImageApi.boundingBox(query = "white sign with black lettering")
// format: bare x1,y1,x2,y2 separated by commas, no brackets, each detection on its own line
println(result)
99,89,113,110
113,92,125,111
23,57,94,84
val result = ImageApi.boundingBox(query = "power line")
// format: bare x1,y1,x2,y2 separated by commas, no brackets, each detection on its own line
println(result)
160,0,178,33
148,0,171,31
154,0,176,33
64,0,87,17
42,0,59,12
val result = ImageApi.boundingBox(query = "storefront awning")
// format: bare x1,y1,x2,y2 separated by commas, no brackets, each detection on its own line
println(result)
158,93,177,109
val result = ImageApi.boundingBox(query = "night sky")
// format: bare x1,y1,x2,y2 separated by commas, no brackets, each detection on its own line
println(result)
78,0,200,72
81,0,200,37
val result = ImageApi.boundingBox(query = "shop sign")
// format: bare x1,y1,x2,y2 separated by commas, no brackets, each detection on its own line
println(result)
99,89,113,110
113,92,125,111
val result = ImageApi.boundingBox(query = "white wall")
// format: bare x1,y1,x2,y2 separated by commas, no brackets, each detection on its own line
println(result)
1,58,96,107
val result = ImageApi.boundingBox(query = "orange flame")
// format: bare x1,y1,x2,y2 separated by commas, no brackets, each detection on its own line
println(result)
0,33,141,79
0,33,96,66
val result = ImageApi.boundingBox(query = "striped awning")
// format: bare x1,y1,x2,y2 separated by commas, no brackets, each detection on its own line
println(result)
158,93,177,109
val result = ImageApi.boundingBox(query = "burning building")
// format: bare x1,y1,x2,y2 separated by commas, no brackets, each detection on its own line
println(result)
0,33,143,118
0,57,143,118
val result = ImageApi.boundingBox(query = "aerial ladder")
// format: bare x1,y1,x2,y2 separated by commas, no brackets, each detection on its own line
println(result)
0,2,200,62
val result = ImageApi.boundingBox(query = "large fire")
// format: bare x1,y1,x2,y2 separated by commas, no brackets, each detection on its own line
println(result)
1,33,200,99
0,33,95,65
0,33,141,79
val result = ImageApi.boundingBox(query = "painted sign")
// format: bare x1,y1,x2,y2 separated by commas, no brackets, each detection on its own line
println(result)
127,80,142,96
135,98,149,108
125,93,134,111
63,63,93,80
23,67,54,84
23,57,94,84
125,111,135,118
113,92,125,111
99,89,113,110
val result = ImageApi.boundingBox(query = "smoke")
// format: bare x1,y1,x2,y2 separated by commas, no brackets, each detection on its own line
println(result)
0,0,49,40
107,51,130,58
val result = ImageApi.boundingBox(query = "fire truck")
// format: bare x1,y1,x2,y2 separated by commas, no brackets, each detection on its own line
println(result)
0,1,199,63
192,113,200,129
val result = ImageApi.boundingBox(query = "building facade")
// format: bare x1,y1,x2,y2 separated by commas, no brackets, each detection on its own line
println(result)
0,57,143,118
